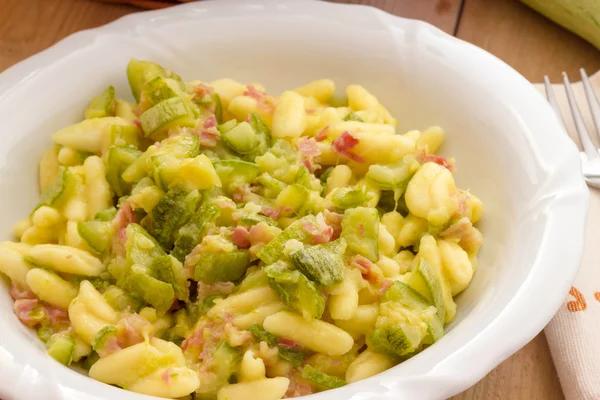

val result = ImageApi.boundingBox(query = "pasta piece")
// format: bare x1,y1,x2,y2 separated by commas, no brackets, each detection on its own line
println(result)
272,91,306,138
13,217,32,239
439,239,474,296
345,348,395,383
231,301,285,330
20,225,55,245
377,223,396,257
325,165,352,195
0,242,32,288
208,286,279,318
396,213,428,248
26,268,78,309
392,250,415,275
39,146,60,193
294,79,335,103
69,281,119,343
416,126,444,154
228,95,273,126
217,377,290,400
239,350,266,382
263,311,354,356
27,244,105,276
211,78,248,108
83,156,112,219
126,367,200,398
345,84,396,126
328,268,365,321
334,303,379,340
31,206,62,229
377,255,401,278
405,162,458,226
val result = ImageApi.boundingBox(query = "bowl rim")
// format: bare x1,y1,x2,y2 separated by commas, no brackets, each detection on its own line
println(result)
0,1,589,399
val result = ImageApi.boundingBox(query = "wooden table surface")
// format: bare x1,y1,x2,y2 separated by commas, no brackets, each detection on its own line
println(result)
2,0,599,398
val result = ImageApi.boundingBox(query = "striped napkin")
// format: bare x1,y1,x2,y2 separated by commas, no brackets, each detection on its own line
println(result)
534,72,600,400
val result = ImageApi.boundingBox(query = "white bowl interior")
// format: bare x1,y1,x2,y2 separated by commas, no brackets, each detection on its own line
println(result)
0,2,587,400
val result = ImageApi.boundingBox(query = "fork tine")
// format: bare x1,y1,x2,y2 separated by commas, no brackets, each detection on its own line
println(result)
563,72,599,159
580,68,600,141
544,76,567,132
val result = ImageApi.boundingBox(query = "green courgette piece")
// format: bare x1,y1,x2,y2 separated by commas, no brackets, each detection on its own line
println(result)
249,324,307,367
77,220,112,254
46,333,75,366
39,166,73,208
331,187,369,210
139,97,196,139
341,207,379,262
275,184,309,214
301,365,347,389
106,146,141,197
85,86,116,119
52,117,131,154
151,255,189,301
243,112,272,161
222,121,259,155
383,280,443,342
171,201,220,262
141,76,180,106
192,249,250,283
343,112,363,122
91,326,118,353
408,258,446,325
257,215,318,265
127,59,171,102
148,186,201,249
103,285,143,312
288,241,345,286
94,207,117,221
257,173,287,199
213,159,260,192
265,261,325,319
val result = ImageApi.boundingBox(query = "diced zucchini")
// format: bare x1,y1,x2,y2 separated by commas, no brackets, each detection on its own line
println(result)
213,159,260,192
150,153,180,191
210,342,243,390
222,121,259,154
148,186,201,249
409,258,446,324
257,173,287,199
103,285,143,312
164,133,201,158
218,119,237,134
141,76,181,107
52,117,132,153
77,221,112,254
275,184,309,214
127,59,170,102
288,241,345,286
139,97,196,139
114,99,138,124
265,261,325,319
46,333,75,366
106,146,141,197
39,166,73,208
301,364,346,389
85,86,116,119
257,215,318,265
383,281,443,342
249,324,306,367
331,187,369,210
192,249,250,283
341,207,379,262
91,325,118,353
151,255,189,301
343,112,363,122
366,158,420,191
123,265,175,311
94,207,117,221
100,124,140,158
171,202,220,262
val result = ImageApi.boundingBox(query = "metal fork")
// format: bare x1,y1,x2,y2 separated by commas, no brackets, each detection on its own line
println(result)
545,69,600,189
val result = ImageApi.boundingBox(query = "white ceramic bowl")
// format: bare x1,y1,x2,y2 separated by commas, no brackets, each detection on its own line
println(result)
0,1,589,399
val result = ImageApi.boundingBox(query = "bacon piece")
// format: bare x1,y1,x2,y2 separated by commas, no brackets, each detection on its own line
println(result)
132,119,141,128
262,205,292,220
45,305,69,326
196,281,236,300
296,137,322,173
349,255,383,284
305,108,316,115
302,221,334,244
323,210,343,240
248,222,278,246
278,338,298,348
285,370,314,398
14,299,45,327
243,85,275,114
117,313,149,347
315,125,330,142
418,152,454,172
203,115,217,129
195,83,215,96
332,131,364,163
10,283,36,300
232,226,251,249
113,201,135,230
